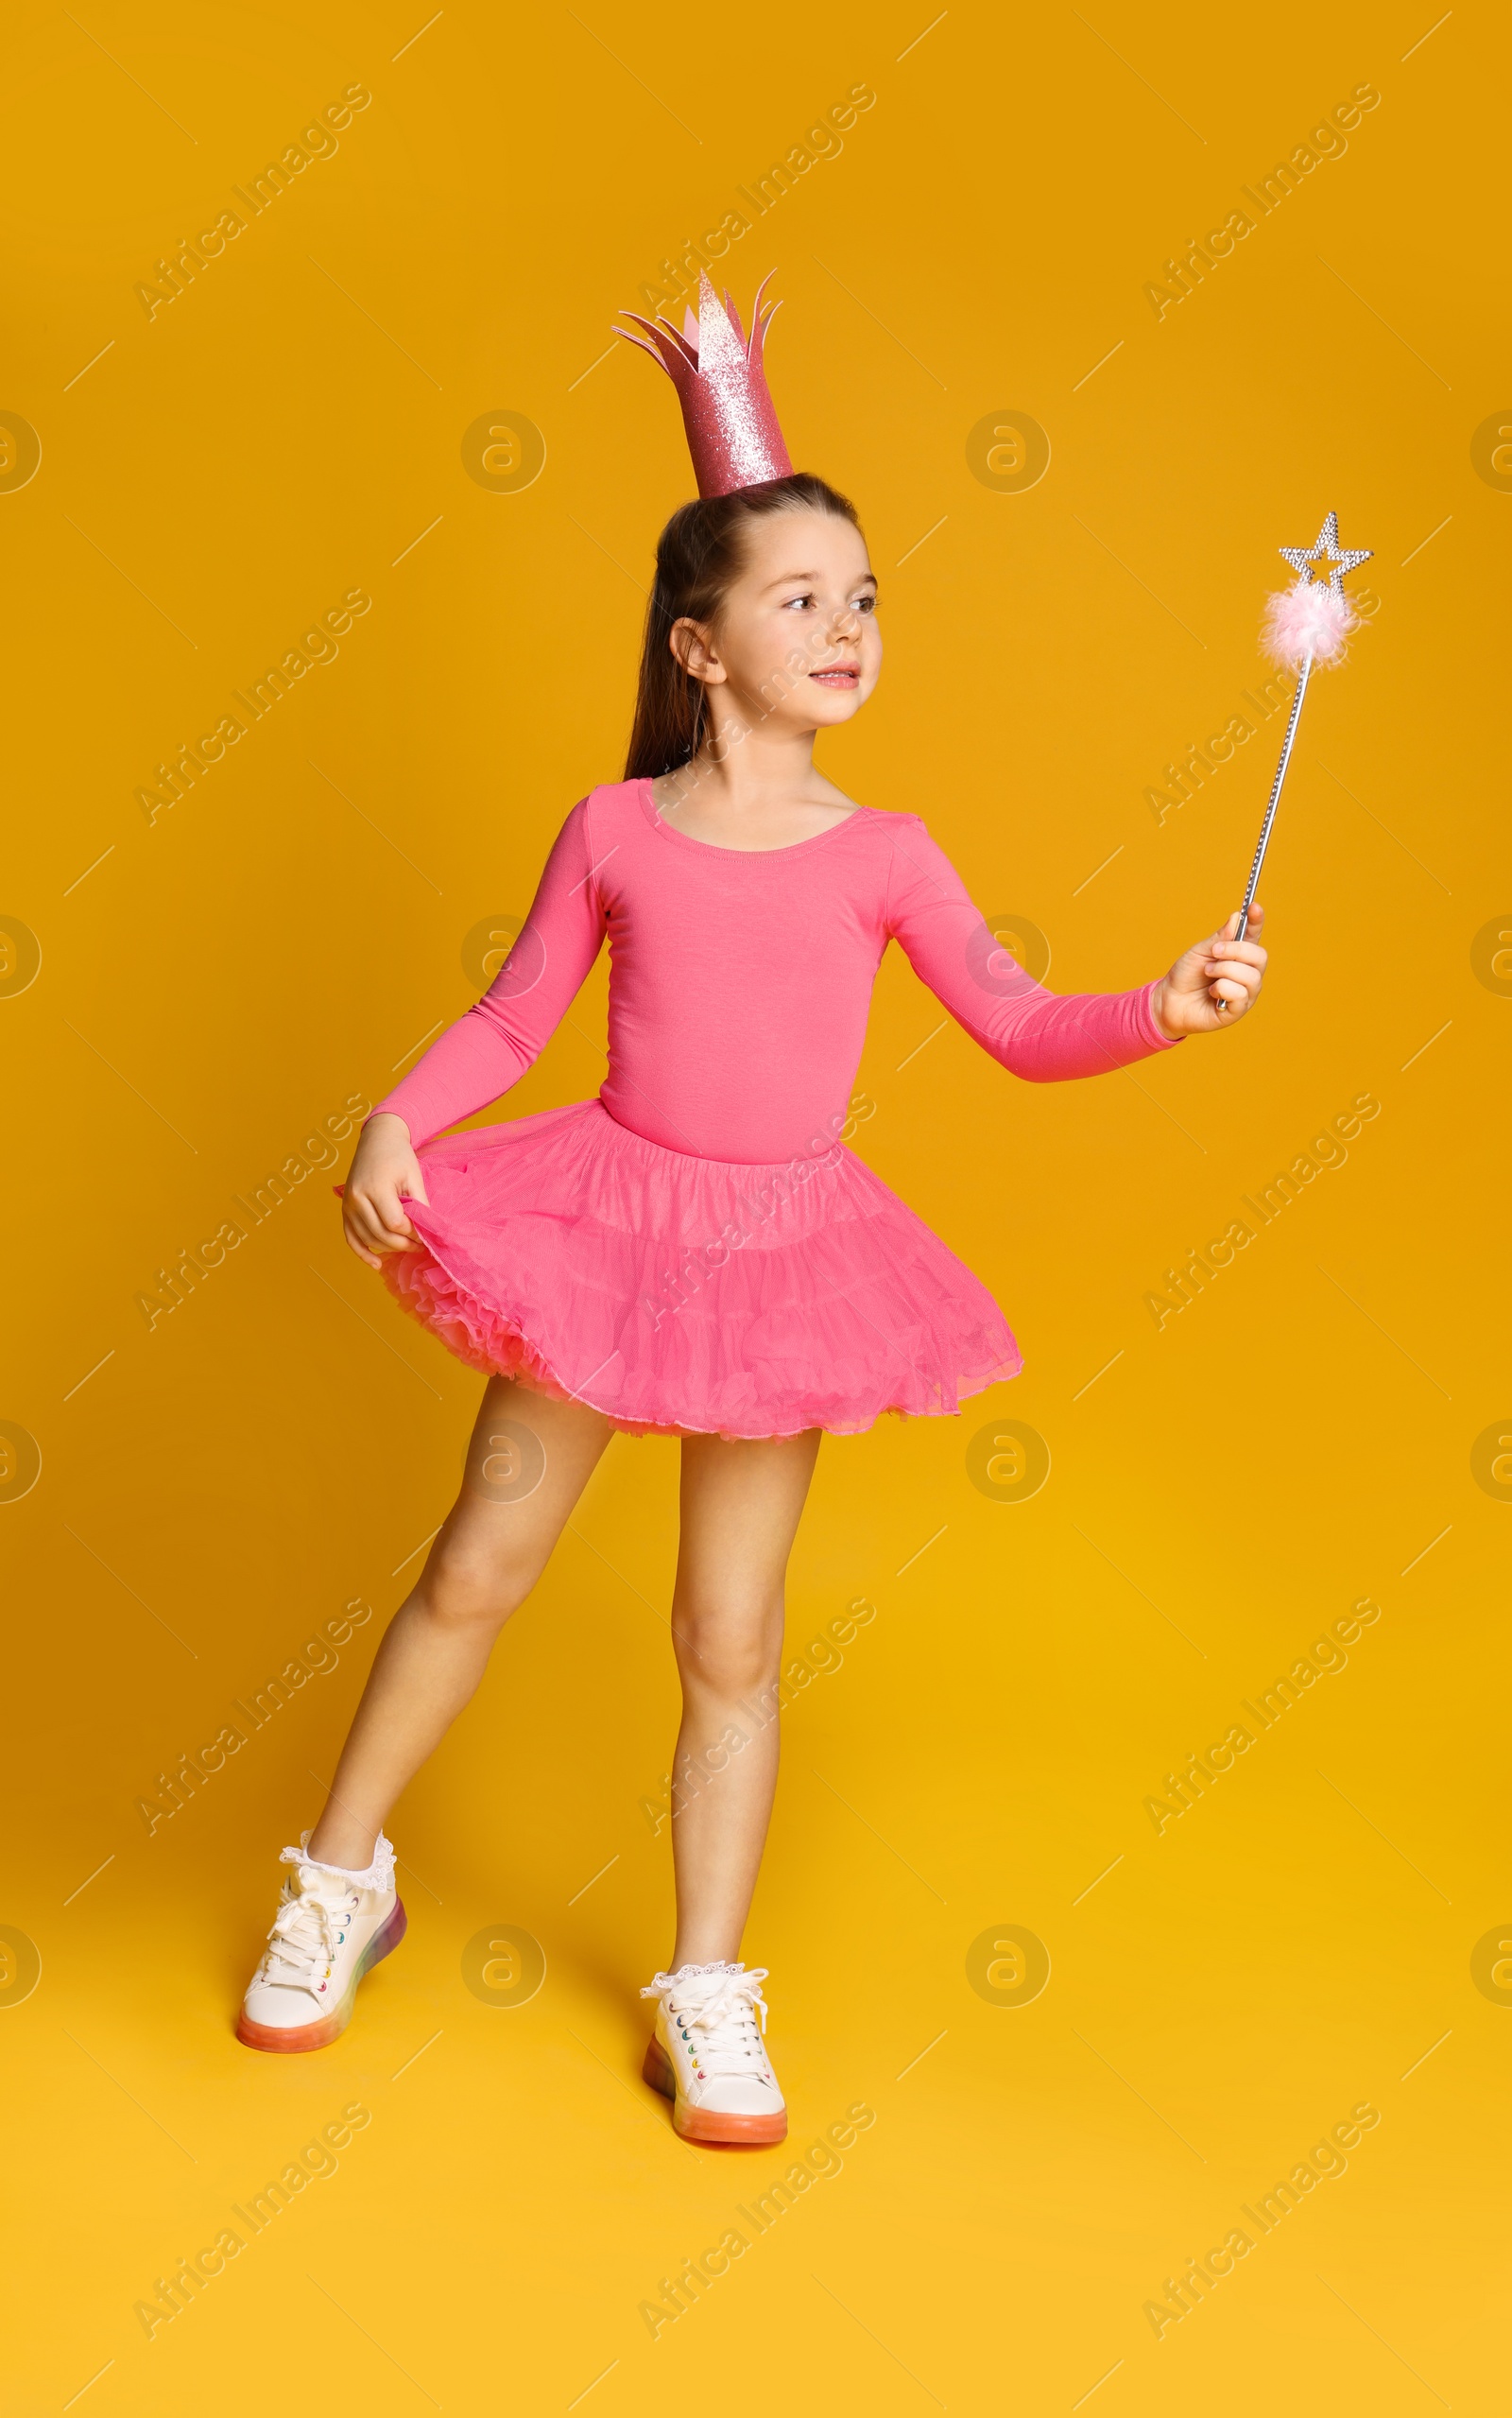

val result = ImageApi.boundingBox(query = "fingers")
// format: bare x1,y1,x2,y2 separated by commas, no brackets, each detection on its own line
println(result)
1209,950,1263,989
1210,939,1267,973
342,1211,411,1264
1206,940,1263,1013
337,1122,432,1268
368,1180,419,1246
1207,906,1265,1017
342,1221,384,1271
342,1180,422,1258
1208,934,1266,1004
1209,965,1261,1009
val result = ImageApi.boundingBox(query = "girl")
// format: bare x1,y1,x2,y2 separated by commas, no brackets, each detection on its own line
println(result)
238,276,1265,2145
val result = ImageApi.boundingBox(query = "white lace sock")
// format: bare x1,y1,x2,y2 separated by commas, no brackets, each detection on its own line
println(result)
643,1959,744,1991
278,1827,396,1894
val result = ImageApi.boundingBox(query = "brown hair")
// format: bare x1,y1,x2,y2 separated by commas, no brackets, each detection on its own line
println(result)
624,472,862,782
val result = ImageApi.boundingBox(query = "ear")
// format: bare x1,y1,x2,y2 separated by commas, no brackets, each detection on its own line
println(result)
669,616,727,686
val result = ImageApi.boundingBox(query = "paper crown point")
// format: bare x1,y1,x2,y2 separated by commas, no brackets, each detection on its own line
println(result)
615,270,794,498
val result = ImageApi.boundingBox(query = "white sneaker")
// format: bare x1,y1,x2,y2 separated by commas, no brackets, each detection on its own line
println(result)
640,1961,787,2145
237,1831,405,2053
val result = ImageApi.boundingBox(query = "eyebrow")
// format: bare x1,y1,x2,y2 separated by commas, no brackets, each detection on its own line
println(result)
763,568,878,591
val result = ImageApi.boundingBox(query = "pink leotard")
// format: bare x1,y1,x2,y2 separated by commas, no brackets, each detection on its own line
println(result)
375,780,1179,1163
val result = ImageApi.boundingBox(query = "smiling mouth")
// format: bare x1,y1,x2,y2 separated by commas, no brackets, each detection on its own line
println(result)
809,665,860,687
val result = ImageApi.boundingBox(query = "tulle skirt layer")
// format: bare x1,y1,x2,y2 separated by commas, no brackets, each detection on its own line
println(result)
381,1100,1022,1441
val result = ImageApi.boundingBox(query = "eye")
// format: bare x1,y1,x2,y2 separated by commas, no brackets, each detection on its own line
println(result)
782,592,815,612
853,593,877,614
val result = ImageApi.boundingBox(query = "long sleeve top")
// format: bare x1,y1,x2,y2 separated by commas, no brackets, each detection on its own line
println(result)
374,779,1179,1165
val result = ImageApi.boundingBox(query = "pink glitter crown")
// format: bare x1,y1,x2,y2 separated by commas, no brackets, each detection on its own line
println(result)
615,270,794,499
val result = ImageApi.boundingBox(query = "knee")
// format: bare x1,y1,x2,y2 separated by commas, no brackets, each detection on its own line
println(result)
674,1601,783,1700
419,1539,531,1632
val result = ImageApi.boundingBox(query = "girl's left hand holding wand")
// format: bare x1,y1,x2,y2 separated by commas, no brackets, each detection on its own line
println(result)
1149,903,1267,1039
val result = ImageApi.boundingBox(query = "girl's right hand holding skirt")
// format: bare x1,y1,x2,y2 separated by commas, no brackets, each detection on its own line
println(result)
341,1113,429,1267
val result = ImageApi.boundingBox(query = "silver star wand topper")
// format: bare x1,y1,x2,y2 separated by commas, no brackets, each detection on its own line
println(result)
1221,512,1373,992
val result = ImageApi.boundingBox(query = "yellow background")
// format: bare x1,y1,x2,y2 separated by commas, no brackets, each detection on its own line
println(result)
5,0,1508,2409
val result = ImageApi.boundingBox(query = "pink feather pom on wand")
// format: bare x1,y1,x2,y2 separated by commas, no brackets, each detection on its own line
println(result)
1219,511,1373,1002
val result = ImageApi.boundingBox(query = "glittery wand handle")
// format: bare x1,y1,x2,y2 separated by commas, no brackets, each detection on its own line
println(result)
1230,654,1312,951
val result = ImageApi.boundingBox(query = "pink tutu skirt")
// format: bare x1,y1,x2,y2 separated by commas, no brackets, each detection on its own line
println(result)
380,1100,1022,1441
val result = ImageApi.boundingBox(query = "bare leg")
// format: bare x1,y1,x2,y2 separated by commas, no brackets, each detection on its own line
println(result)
666,1427,821,1968
307,1377,614,1870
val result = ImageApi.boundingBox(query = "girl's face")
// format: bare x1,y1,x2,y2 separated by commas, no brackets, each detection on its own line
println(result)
673,507,882,737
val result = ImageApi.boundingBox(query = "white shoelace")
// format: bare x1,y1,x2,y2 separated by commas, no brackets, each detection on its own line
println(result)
259,1879,360,1996
641,1962,771,2080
